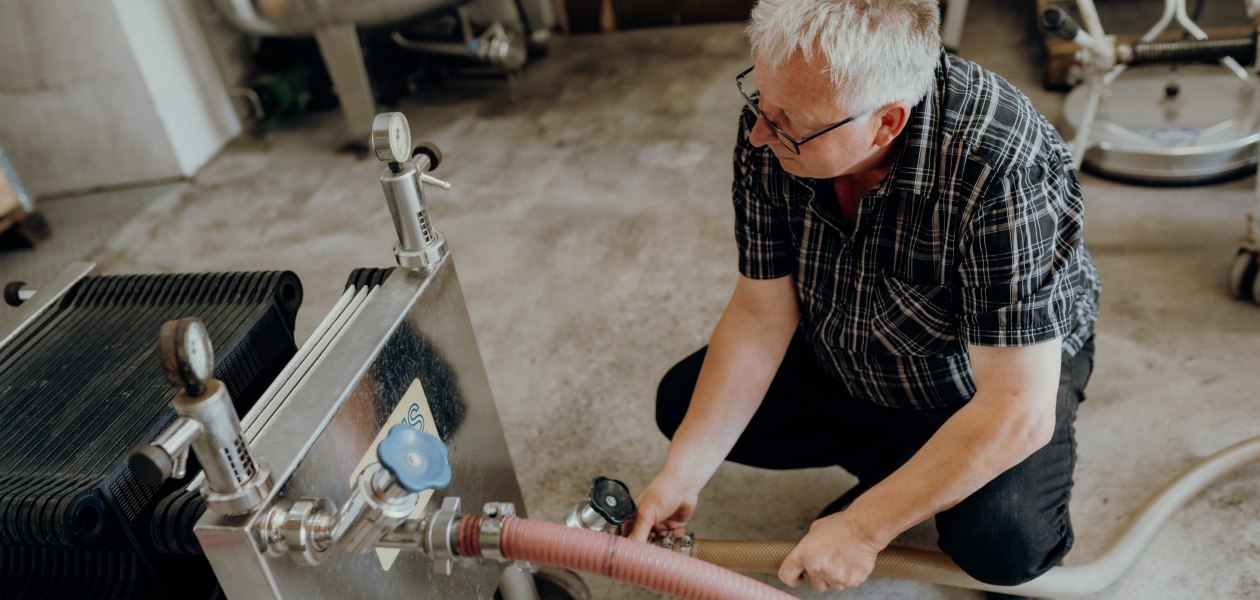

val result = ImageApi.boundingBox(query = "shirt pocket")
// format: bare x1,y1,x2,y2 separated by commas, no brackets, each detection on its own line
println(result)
870,273,960,356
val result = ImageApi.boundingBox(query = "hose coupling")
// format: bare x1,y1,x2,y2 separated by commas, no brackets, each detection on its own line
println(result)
653,531,694,556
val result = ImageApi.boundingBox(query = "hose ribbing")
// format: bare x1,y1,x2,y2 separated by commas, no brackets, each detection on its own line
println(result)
1128,36,1256,66
688,434,1260,597
495,516,794,600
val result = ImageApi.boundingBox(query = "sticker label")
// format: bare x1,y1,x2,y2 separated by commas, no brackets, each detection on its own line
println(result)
348,379,441,571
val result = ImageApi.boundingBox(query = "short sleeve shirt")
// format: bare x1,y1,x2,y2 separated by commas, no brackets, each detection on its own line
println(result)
732,52,1101,410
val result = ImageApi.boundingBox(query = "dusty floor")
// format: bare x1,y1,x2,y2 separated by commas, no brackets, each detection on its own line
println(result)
3,2,1260,598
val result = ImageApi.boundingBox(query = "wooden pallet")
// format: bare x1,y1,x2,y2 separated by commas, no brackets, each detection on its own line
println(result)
0,170,46,248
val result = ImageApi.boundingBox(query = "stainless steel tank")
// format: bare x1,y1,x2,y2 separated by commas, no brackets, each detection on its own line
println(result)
212,0,463,37
209,0,548,147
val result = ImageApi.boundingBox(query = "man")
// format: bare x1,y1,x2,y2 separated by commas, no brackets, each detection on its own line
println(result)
627,0,1101,593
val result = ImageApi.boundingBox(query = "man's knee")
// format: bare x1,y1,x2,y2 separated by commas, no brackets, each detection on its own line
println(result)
655,349,705,439
936,491,1073,586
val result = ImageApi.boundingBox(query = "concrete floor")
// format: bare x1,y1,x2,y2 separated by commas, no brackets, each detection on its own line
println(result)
4,2,1260,598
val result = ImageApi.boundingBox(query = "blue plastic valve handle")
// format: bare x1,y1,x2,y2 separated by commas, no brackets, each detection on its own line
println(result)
377,424,452,493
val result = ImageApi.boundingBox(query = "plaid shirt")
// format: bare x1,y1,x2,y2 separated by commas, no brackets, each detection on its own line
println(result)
733,52,1101,410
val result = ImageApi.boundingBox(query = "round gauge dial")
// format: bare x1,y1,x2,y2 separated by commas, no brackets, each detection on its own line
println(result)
181,319,213,386
372,112,412,163
158,317,215,392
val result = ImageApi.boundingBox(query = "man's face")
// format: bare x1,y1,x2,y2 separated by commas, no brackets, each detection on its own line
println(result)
747,52,880,179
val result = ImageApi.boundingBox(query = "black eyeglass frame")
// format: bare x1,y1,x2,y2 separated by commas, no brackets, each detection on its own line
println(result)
735,65,866,154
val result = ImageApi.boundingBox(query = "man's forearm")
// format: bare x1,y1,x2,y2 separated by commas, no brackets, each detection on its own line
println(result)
661,298,797,491
844,388,1055,547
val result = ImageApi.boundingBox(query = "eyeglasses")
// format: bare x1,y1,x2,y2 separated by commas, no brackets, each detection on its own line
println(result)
735,66,865,154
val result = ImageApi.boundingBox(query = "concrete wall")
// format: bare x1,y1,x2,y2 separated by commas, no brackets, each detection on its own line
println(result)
0,0,240,197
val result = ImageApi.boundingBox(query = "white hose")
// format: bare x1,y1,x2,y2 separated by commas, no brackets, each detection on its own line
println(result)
689,434,1260,597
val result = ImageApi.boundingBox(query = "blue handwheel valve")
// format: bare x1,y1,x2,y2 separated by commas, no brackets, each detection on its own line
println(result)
377,424,452,493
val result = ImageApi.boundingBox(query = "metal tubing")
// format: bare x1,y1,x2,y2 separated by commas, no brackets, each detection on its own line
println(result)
174,380,272,515
499,563,541,600
382,163,432,253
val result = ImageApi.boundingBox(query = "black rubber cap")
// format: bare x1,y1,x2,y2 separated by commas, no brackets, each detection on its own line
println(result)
129,445,173,487
412,142,443,171
4,281,26,306
589,476,636,526
1040,7,1080,40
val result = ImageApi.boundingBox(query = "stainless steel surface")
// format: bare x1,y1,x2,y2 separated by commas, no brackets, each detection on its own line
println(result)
564,503,612,533
211,0,460,37
499,562,541,600
420,173,453,190
331,463,420,555
391,21,527,71
175,380,275,516
380,150,449,270
314,24,378,145
1064,65,1260,182
151,417,204,479
196,258,529,598
0,261,95,350
281,497,337,565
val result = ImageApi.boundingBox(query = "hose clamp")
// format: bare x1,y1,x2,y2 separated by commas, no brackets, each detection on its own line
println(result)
479,502,516,561
655,531,694,556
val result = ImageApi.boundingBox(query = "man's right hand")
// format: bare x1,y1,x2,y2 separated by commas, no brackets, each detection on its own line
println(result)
627,472,700,542
627,275,799,543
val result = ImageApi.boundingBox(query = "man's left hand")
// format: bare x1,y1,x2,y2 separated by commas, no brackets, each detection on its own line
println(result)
777,511,885,592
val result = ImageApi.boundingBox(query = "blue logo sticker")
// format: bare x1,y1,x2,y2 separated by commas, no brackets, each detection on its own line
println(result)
403,403,425,430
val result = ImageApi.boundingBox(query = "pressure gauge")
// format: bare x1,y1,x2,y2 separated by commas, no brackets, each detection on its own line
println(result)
371,112,412,164
159,317,215,395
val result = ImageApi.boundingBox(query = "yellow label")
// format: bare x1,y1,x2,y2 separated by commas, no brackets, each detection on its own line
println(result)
348,379,441,571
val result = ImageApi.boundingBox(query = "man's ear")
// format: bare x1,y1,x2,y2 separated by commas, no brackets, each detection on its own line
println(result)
870,102,911,147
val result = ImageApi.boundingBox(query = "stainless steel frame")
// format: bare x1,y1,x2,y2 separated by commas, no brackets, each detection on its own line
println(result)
0,261,95,349
195,257,528,598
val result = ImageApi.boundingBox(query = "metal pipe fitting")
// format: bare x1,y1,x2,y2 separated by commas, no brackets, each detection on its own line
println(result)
174,380,275,516
424,496,464,575
260,497,338,566
331,463,421,555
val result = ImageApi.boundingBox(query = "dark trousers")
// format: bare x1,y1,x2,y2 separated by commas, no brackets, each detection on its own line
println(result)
655,334,1095,586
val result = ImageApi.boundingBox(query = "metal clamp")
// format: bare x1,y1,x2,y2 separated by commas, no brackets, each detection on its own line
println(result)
654,531,694,556
258,497,337,566
479,502,516,561
424,496,464,576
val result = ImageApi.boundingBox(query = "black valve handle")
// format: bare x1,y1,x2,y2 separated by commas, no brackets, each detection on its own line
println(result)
589,476,636,526
129,445,174,488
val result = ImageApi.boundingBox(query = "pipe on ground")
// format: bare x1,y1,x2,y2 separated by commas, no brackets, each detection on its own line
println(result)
687,434,1260,597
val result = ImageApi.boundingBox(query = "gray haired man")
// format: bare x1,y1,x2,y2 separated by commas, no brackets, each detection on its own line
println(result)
629,0,1101,593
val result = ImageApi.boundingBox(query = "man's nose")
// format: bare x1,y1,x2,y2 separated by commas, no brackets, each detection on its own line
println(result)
748,115,777,149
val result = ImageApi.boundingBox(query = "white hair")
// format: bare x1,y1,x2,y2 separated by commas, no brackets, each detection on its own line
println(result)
747,0,940,114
